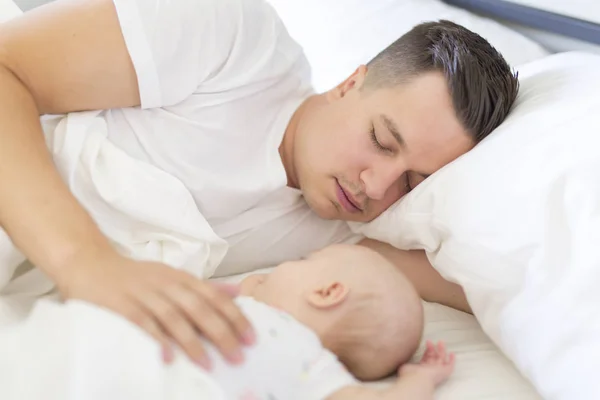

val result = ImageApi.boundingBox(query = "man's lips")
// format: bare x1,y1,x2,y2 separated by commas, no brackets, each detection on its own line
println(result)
335,180,362,213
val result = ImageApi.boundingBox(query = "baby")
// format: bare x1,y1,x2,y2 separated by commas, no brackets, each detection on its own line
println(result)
172,244,455,400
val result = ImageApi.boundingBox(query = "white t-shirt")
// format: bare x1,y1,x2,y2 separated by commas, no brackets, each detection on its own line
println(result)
105,0,362,277
167,297,358,400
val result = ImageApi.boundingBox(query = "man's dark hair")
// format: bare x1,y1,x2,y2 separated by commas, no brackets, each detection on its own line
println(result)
363,20,519,143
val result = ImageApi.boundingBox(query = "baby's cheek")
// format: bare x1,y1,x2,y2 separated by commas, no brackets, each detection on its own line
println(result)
255,284,285,306
240,275,263,295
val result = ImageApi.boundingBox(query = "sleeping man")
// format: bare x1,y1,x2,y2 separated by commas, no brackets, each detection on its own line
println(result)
0,0,518,371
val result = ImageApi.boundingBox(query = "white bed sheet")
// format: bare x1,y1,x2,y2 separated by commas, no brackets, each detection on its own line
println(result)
213,269,541,400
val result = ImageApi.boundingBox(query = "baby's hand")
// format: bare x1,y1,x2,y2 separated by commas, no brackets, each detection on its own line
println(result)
399,340,455,387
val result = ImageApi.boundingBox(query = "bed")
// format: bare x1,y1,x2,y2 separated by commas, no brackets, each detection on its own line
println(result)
1,0,596,399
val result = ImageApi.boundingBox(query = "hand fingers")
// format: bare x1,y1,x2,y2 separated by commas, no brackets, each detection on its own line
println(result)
119,297,175,363
210,281,241,297
165,284,245,365
162,344,175,363
138,290,212,368
188,279,255,345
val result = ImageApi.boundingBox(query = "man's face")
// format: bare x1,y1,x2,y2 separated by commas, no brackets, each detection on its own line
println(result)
293,67,474,222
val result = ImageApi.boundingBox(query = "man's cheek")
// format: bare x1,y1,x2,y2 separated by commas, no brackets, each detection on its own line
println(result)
378,188,404,212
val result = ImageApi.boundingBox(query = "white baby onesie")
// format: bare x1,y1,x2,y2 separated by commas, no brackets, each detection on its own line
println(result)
0,296,357,400
165,296,358,400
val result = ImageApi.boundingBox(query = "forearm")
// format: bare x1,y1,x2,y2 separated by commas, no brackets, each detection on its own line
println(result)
328,374,435,400
0,66,113,284
359,238,472,314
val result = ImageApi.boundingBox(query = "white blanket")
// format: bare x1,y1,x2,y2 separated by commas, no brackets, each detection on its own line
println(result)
0,110,229,298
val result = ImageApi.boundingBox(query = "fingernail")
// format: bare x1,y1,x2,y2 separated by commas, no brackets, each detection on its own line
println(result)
196,356,212,370
162,346,174,364
229,349,244,364
242,329,256,345
212,282,240,296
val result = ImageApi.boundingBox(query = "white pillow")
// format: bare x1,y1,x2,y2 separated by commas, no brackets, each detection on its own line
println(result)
265,0,549,92
350,51,600,400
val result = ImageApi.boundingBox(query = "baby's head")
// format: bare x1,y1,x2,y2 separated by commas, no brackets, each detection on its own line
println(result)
240,244,424,381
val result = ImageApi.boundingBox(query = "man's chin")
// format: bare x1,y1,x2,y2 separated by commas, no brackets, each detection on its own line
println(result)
313,209,338,220
342,214,377,223
302,194,333,219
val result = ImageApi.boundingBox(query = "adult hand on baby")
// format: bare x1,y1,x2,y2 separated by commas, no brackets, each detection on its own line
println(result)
55,250,254,369
399,340,455,386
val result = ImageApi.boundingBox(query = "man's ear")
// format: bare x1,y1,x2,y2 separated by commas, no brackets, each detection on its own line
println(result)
306,282,349,309
326,65,368,102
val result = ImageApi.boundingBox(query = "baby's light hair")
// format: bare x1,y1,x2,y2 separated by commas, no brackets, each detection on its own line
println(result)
326,252,424,381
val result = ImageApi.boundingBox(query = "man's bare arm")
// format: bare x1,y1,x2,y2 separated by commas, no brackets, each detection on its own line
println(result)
359,238,472,314
0,0,141,115
0,0,141,277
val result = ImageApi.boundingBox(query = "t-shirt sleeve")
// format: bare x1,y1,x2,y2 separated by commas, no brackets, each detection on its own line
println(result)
111,0,243,109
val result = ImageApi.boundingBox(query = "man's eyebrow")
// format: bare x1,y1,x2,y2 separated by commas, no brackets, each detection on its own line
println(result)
380,114,406,150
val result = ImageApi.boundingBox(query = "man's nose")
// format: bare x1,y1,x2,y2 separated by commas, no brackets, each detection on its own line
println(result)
361,165,403,201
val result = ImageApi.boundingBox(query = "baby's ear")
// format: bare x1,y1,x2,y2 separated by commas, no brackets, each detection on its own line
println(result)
306,282,349,309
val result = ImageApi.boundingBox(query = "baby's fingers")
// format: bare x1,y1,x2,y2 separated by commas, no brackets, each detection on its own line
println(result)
421,340,436,362
446,352,456,367
436,341,447,363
